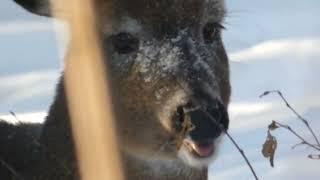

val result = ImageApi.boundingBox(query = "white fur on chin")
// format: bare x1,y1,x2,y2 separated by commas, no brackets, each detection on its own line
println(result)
177,134,223,168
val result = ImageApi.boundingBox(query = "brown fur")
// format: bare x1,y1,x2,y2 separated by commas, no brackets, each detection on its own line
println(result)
3,0,231,179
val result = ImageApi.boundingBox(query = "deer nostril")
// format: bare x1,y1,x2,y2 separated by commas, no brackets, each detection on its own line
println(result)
173,102,197,132
173,106,185,131
177,106,185,123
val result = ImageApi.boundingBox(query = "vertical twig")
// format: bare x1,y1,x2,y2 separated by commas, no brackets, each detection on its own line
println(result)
50,0,124,180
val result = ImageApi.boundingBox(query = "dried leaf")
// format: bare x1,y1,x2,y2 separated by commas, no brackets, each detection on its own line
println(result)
175,116,195,149
262,131,278,167
291,142,306,149
268,121,279,131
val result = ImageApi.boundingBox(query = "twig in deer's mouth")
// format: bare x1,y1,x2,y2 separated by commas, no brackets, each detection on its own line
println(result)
175,115,195,150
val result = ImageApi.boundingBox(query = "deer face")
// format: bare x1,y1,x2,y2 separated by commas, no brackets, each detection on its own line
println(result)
14,0,230,168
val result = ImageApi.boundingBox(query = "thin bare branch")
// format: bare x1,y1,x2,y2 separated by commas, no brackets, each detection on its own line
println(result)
224,131,259,179
260,90,320,146
274,121,320,151
308,154,320,160
199,109,259,180
0,157,24,180
291,142,307,149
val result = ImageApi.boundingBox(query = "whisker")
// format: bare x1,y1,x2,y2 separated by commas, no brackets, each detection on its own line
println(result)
152,139,175,157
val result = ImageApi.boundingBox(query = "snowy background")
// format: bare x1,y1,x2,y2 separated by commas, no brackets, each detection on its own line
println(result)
1,0,320,179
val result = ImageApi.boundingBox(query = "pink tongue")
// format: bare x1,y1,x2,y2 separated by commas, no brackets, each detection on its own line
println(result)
192,143,214,157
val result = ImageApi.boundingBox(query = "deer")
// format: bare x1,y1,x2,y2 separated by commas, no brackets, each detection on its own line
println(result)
0,0,231,179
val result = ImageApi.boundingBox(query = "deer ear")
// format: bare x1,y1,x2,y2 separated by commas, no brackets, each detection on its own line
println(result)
14,0,52,17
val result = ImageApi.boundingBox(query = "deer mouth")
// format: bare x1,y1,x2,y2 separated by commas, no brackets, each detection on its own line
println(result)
183,138,215,158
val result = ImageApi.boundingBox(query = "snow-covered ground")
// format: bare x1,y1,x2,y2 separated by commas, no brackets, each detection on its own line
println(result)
1,0,319,179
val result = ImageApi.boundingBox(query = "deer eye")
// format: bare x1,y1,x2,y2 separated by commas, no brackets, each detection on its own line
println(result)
112,32,139,54
202,23,224,44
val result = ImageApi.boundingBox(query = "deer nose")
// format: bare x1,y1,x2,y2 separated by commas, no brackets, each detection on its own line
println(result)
188,102,228,141
174,100,229,141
